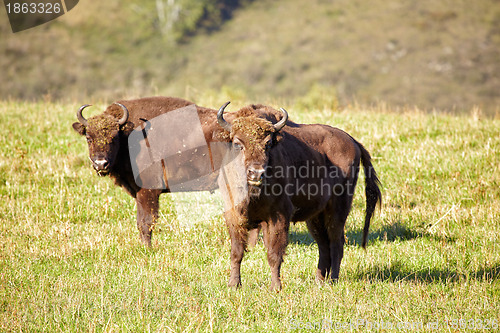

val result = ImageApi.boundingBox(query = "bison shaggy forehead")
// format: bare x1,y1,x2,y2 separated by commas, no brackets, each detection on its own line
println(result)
86,115,121,147
88,115,120,132
230,116,276,139
216,102,288,149
231,116,277,155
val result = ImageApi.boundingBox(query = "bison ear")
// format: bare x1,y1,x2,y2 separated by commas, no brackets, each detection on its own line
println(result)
273,132,284,145
119,122,133,134
72,122,86,135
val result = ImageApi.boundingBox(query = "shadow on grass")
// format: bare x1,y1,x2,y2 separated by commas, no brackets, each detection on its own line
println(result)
288,221,455,246
289,230,315,246
285,222,496,284
352,262,500,283
346,221,456,246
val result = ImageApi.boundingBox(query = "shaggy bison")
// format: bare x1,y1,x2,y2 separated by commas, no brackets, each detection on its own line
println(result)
72,97,225,246
216,102,382,290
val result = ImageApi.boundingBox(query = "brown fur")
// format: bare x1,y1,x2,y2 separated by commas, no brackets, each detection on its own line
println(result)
72,96,226,246
219,104,382,290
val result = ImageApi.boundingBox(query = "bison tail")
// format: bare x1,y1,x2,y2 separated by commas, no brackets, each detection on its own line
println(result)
358,142,382,248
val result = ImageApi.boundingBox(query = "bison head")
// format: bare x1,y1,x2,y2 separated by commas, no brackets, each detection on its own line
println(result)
72,103,129,176
217,102,287,189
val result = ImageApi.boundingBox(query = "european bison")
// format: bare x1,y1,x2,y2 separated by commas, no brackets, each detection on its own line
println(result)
72,96,225,246
216,102,382,290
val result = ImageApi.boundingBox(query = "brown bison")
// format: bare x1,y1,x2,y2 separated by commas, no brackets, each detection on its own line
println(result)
72,96,226,246
216,102,382,290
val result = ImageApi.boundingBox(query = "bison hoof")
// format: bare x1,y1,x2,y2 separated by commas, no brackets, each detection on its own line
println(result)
270,281,282,292
315,269,326,284
315,277,325,285
140,238,152,247
228,278,242,289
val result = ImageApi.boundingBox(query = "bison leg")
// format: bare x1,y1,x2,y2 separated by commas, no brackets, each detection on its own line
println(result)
260,222,268,248
247,224,262,248
263,216,289,291
328,188,355,282
135,189,160,247
228,229,247,288
224,212,248,288
306,214,332,283
328,222,345,282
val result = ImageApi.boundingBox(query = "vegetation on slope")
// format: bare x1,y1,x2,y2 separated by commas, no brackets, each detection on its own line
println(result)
0,0,250,99
1,0,499,114
173,0,500,114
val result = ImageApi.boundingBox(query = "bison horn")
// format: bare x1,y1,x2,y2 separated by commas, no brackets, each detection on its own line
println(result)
274,108,288,131
114,102,129,125
77,104,91,127
217,101,232,132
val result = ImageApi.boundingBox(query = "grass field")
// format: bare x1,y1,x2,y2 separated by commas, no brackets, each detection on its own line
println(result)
0,100,499,331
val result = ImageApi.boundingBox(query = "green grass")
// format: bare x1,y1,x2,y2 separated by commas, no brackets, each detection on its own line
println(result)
0,100,499,331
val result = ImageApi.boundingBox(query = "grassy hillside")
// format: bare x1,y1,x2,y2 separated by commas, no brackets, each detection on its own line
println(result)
0,0,499,114
0,100,499,331
173,0,500,114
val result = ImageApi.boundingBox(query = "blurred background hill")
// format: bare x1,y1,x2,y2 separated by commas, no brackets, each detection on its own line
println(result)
1,0,499,115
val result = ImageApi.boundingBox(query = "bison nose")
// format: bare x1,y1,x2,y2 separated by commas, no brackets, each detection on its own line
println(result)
247,166,265,185
93,159,109,171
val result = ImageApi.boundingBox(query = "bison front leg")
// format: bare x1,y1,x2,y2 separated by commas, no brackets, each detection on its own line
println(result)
224,211,248,288
135,189,160,247
263,216,290,291
228,229,247,288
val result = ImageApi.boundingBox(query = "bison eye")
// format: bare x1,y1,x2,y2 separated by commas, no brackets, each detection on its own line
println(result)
233,142,243,150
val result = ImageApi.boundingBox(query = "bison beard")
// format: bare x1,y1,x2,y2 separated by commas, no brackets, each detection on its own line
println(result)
217,103,382,291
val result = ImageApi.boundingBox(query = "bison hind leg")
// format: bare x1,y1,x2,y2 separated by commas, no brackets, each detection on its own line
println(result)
306,215,332,283
247,224,262,248
327,194,354,282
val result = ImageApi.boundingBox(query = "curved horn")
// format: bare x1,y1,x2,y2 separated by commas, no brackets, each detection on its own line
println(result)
217,101,232,132
77,104,91,127
274,108,288,131
114,102,129,125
